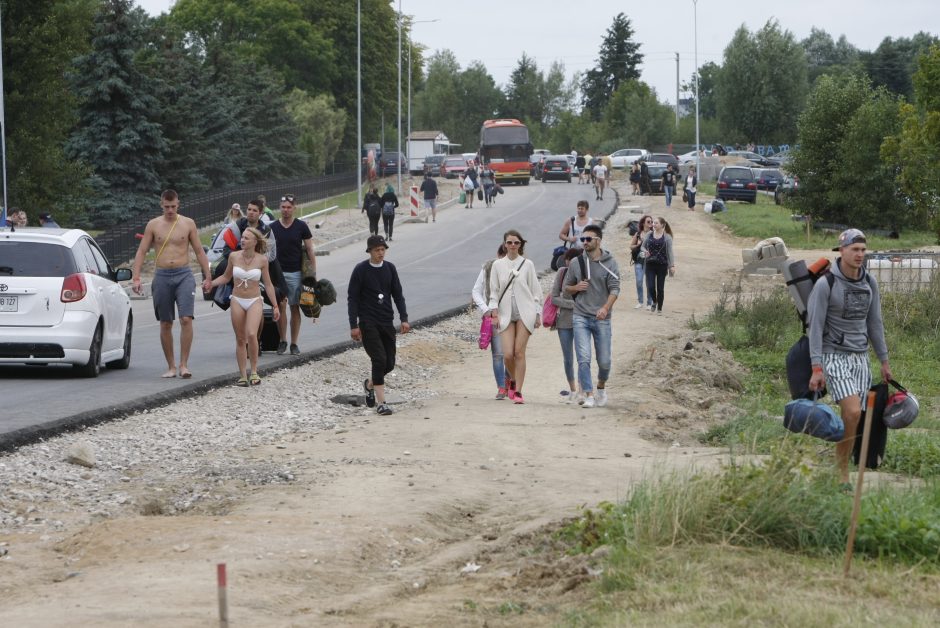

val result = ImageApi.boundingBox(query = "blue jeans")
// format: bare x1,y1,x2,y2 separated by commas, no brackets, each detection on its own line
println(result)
490,329,505,388
664,185,674,206
557,327,575,385
573,315,612,394
634,260,652,305
687,189,696,209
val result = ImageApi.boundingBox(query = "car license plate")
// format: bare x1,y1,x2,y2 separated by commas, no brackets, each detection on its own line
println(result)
0,296,18,312
731,183,743,188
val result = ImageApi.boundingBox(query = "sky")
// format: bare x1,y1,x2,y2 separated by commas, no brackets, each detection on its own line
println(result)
138,1,938,106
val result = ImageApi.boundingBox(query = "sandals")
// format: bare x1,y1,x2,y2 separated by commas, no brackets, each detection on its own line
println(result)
236,376,249,387
249,373,262,386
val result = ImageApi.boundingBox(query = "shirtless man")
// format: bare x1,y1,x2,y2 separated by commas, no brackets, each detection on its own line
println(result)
557,200,598,249
132,189,212,378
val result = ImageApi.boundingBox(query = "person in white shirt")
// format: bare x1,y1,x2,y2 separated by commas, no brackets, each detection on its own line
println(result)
592,159,608,201
471,244,508,399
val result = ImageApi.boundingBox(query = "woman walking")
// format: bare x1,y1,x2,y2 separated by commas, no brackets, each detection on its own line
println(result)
380,183,399,241
488,230,542,404
551,247,581,402
629,162,641,195
472,244,508,399
684,165,698,210
209,228,281,386
630,215,654,309
362,186,382,236
641,217,676,314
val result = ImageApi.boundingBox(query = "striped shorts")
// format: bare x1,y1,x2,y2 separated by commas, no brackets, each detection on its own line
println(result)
822,352,872,408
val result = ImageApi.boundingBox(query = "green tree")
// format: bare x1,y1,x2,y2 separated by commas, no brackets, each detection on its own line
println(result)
802,27,862,85
66,0,166,226
286,89,347,174
683,61,721,120
1,0,96,225
602,80,673,150
862,33,938,100
412,51,462,144
882,44,940,236
581,13,643,120
791,74,903,230
717,21,807,144
504,53,543,124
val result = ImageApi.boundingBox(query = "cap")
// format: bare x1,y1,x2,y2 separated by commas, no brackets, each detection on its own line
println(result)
39,212,52,221
833,228,866,251
231,203,241,211
366,235,389,251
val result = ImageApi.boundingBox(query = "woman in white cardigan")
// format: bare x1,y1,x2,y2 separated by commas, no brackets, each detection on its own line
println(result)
487,229,542,404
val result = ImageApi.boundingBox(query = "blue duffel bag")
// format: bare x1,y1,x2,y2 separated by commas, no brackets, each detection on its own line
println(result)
783,398,845,442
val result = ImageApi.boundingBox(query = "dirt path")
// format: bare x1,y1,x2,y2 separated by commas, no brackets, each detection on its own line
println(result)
1,181,763,626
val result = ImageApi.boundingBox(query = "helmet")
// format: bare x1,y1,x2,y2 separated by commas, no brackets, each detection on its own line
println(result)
884,390,919,429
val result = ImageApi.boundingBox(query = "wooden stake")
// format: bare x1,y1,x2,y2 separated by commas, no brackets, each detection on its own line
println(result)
217,563,229,628
843,390,876,577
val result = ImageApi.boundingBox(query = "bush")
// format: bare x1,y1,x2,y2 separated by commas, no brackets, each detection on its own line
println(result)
881,431,940,478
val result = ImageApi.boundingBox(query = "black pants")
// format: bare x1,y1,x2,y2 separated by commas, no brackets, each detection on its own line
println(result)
383,212,395,239
645,260,669,311
367,212,380,236
361,321,396,386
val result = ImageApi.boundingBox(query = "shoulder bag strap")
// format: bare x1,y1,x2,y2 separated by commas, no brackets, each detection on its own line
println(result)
155,215,179,263
497,258,526,305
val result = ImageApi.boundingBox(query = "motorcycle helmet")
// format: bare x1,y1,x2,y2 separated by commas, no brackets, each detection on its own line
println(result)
884,390,919,429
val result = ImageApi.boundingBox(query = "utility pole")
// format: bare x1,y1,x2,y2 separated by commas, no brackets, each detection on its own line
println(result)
675,52,680,129
0,2,10,224
356,0,362,208
396,0,402,196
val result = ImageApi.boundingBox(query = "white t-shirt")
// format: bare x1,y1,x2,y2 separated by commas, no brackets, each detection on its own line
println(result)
593,164,608,180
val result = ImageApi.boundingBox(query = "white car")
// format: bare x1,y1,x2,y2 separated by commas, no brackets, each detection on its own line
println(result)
678,150,701,164
0,228,133,377
609,148,649,169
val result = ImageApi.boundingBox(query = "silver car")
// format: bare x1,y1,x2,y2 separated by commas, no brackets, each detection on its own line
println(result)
0,228,133,376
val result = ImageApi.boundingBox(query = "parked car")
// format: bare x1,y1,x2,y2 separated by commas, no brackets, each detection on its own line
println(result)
727,150,781,168
540,156,572,182
753,168,784,191
638,152,680,171
529,153,545,178
0,228,133,376
422,153,447,176
775,175,800,205
609,148,648,169
716,166,758,203
440,156,469,179
378,152,407,176
645,163,669,194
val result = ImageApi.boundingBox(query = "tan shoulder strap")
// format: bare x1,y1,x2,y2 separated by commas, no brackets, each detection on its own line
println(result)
155,215,180,262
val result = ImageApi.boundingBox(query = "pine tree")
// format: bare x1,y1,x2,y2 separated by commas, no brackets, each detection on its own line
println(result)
581,13,643,120
66,0,166,225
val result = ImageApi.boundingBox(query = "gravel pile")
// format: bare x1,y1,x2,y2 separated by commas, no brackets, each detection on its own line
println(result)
0,319,479,538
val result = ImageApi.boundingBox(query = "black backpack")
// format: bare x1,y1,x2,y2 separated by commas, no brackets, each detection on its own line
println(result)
366,196,381,217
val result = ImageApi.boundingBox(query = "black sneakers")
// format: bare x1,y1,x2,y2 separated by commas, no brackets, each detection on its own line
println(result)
376,403,393,416
290,344,300,355
276,341,288,355
364,379,376,408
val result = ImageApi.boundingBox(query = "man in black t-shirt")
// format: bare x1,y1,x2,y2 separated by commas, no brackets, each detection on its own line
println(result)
270,194,316,355
348,235,410,416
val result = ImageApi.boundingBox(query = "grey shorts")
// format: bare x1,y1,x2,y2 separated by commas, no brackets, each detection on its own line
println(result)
823,352,872,408
152,267,196,322
283,271,302,306
424,198,437,209
510,294,521,322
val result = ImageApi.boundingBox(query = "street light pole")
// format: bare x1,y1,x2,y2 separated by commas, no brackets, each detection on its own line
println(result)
693,0,700,178
397,0,402,196
0,2,10,225
356,0,362,208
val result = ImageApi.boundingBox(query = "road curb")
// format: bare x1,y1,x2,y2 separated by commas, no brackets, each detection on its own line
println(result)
0,304,471,453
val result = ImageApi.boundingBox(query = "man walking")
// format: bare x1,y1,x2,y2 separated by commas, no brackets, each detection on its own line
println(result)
348,235,410,416
592,158,608,201
808,228,892,482
271,194,317,355
419,173,439,222
564,225,620,408
661,164,677,207
132,189,212,379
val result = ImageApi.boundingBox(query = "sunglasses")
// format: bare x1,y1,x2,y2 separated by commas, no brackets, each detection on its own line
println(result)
504,240,521,246
579,236,597,243
280,195,295,203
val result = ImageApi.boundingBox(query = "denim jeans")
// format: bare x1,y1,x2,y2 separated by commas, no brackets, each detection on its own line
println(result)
664,185,674,206
572,315,612,394
633,260,652,305
490,329,505,388
557,327,575,385
687,189,697,209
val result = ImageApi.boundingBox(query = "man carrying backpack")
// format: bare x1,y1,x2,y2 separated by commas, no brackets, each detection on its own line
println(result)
807,228,892,482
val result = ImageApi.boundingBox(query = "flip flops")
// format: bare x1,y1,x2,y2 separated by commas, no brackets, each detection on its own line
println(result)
249,373,262,386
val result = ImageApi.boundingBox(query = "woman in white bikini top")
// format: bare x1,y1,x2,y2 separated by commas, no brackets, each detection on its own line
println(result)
209,227,281,386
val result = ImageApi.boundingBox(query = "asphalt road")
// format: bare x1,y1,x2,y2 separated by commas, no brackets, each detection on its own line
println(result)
0,180,616,446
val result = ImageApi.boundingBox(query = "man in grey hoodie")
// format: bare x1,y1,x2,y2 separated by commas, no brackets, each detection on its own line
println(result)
564,224,620,408
807,228,892,481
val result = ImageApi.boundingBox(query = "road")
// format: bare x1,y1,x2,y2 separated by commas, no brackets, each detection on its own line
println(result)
0,180,616,446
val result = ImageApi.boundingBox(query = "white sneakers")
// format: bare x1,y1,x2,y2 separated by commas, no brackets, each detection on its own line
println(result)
634,302,644,309
595,389,608,407
581,395,595,408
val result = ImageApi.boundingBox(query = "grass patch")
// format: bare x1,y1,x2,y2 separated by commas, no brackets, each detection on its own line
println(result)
696,181,936,249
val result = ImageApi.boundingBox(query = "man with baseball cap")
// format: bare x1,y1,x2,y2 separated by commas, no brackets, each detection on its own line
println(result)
807,228,892,481
348,235,410,415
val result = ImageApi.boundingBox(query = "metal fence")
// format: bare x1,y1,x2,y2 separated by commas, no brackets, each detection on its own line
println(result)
866,251,940,293
95,170,358,266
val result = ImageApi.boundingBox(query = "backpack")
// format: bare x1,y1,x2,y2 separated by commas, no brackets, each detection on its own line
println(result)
627,219,639,236
366,196,381,217
382,201,396,216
